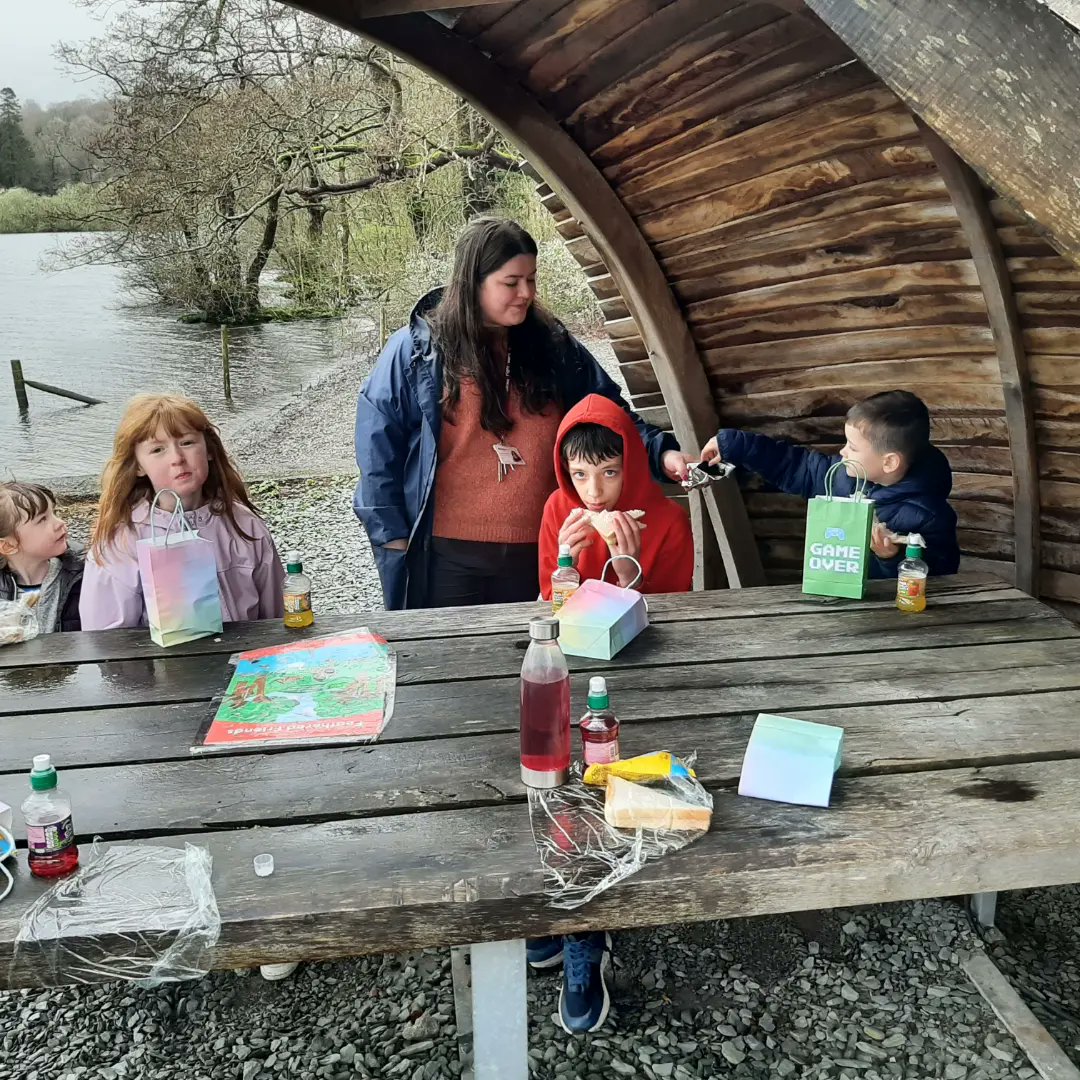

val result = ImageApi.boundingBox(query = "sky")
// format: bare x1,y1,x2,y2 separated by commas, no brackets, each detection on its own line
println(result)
0,0,110,106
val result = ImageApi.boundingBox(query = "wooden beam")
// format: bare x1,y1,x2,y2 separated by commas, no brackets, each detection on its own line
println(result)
296,5,765,587
803,0,1080,267
920,123,1042,597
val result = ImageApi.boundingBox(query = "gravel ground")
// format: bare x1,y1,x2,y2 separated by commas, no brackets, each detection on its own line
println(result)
18,334,1080,1080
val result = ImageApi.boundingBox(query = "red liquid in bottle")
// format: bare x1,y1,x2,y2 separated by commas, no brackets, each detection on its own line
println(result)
29,840,80,879
520,675,571,776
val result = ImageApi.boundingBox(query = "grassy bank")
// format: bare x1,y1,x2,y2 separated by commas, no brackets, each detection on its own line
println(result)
0,184,106,233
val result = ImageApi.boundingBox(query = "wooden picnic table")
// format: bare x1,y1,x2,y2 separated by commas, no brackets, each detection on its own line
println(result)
3,571,1080,1078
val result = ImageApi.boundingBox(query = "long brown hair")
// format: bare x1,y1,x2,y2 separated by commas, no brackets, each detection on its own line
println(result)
430,216,563,439
91,394,260,561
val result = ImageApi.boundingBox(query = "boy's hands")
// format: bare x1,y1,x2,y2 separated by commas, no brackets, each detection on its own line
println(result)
607,511,644,587
870,520,901,560
699,436,721,464
558,508,594,562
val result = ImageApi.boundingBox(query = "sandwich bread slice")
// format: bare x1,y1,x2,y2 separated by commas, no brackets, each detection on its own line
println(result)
604,774,712,831
584,508,646,544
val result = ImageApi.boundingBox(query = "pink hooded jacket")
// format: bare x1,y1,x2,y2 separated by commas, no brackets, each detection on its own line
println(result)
79,501,285,630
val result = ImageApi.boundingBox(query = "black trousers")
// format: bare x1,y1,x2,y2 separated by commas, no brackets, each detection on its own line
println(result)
427,537,540,607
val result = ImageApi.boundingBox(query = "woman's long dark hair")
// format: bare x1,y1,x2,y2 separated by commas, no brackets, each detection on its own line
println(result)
430,216,564,439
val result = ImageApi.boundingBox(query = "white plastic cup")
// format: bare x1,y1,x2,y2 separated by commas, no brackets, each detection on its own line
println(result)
253,853,274,877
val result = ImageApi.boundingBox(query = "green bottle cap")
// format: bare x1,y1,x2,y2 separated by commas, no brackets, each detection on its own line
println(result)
587,676,609,710
905,544,922,559
557,543,573,568
30,754,57,792
286,549,303,574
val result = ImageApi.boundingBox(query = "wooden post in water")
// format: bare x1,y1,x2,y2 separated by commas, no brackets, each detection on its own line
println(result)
10,360,28,412
220,325,232,400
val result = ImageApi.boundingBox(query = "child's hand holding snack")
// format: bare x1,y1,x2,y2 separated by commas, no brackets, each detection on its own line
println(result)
558,507,594,563
870,519,901,560
605,511,645,587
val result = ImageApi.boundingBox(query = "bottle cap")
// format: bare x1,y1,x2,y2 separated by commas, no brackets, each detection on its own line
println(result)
587,676,609,709
905,532,926,559
253,853,274,877
557,543,573,567
285,550,303,573
528,616,559,641
30,754,57,792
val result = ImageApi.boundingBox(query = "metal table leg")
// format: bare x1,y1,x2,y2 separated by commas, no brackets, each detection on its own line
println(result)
469,939,528,1080
970,891,998,928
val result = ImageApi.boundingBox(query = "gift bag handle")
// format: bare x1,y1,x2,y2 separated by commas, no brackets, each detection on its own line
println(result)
824,460,869,501
601,555,643,592
148,489,198,547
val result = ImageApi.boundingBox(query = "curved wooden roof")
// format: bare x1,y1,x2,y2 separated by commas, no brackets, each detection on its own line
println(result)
296,0,1080,610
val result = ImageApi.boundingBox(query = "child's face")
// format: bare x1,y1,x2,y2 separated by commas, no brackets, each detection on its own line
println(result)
841,423,902,486
566,453,624,512
135,425,210,506
1,501,68,564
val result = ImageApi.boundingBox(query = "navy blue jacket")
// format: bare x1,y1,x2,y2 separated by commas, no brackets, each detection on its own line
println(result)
355,291,679,609
719,429,961,578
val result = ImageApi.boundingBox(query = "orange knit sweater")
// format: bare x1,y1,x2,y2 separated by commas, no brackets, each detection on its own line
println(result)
433,379,561,544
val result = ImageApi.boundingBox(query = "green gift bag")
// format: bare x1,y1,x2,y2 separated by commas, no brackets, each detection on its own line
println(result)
802,461,875,599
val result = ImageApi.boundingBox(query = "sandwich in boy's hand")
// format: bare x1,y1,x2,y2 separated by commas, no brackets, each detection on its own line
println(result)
584,508,645,545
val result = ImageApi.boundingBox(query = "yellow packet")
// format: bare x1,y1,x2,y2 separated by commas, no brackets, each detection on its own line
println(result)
583,751,696,787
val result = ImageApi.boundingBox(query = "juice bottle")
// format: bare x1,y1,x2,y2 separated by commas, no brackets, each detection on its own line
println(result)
550,544,580,614
519,616,571,787
896,533,928,613
283,550,314,629
580,676,620,766
22,754,79,879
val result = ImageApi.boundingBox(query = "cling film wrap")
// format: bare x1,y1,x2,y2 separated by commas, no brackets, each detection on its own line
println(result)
527,757,712,910
15,841,220,986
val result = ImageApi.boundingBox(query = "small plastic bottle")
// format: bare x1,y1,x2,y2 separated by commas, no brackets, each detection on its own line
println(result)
519,617,571,788
580,676,620,766
22,754,79,879
550,544,580,614
896,533,929,613
283,550,314,629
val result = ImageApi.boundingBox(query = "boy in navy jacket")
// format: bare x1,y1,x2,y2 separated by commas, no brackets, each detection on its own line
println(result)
700,390,960,578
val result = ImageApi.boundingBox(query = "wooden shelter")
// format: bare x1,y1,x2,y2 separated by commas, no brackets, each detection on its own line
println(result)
293,0,1080,612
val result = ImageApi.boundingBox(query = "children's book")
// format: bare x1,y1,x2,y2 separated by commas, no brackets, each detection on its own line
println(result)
192,629,396,754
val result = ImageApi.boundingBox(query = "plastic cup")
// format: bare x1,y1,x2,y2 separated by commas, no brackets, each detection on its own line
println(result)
253,853,274,877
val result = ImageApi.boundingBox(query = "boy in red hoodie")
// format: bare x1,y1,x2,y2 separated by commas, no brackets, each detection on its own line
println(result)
540,394,693,598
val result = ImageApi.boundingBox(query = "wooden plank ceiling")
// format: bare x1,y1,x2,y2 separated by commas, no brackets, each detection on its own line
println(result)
299,0,1080,610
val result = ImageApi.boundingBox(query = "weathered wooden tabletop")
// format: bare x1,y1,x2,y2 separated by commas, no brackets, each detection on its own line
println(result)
2,572,1079,987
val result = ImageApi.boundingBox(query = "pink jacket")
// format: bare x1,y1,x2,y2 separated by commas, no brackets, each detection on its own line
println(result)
80,501,285,630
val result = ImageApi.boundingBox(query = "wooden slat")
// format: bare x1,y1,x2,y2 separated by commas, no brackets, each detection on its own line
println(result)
347,9,765,587
2,599,1069,716
804,0,1080,265
6,755,1080,982
638,141,936,247
695,293,990,351
471,0,575,56
620,99,916,217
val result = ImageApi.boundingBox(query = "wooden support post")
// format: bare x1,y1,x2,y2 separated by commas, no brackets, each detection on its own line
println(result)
920,123,1041,597
220,325,232,400
10,360,28,412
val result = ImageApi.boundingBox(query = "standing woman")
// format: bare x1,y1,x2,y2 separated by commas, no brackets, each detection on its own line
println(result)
355,217,689,611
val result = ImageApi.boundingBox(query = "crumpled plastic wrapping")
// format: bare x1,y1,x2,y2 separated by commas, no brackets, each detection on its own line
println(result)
0,599,39,646
527,756,713,910
15,841,220,986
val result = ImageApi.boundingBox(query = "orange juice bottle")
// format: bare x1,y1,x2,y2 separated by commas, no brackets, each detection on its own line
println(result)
283,551,314,628
896,534,928,613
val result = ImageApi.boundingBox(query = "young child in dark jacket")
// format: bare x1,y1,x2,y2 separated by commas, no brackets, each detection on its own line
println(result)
0,482,84,633
700,390,960,578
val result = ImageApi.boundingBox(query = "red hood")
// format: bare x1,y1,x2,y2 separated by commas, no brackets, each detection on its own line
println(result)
553,394,661,510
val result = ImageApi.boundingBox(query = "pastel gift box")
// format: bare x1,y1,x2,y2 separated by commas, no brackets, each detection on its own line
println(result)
738,713,844,808
556,577,648,660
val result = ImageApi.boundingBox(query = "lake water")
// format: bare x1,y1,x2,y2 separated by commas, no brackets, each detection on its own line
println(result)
0,232,355,479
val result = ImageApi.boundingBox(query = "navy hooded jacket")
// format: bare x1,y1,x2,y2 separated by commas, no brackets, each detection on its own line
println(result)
718,429,961,578
354,290,679,609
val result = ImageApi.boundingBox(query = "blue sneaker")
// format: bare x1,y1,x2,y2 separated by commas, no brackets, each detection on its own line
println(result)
558,932,612,1034
526,936,564,970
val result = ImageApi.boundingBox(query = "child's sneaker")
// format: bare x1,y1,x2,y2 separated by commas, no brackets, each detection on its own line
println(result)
558,932,612,1034
526,936,564,970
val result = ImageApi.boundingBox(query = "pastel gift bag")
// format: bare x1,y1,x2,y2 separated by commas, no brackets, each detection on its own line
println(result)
802,461,875,600
557,556,649,660
136,490,224,647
